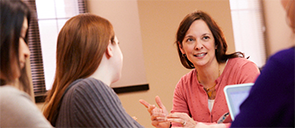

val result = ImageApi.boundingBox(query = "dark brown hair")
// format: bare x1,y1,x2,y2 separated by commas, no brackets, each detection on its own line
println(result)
176,10,244,69
43,13,115,126
0,0,32,95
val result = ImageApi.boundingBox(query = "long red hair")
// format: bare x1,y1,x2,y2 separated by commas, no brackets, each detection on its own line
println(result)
43,13,115,126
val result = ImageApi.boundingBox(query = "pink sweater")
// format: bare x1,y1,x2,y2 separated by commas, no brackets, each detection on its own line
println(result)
171,58,260,127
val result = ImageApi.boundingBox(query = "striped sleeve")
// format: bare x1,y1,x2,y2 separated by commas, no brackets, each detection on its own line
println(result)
72,78,143,128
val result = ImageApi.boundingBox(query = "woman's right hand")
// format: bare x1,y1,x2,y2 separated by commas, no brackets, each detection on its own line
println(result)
139,96,170,128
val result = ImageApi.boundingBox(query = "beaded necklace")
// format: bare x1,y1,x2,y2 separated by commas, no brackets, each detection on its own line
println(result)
197,64,220,99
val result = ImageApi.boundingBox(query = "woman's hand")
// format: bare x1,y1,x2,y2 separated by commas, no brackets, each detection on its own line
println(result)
139,96,170,128
166,112,196,128
167,113,227,128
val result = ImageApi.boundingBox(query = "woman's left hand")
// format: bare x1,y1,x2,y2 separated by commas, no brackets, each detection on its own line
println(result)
166,112,196,128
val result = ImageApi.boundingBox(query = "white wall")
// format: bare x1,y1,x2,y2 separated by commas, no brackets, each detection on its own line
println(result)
87,0,148,88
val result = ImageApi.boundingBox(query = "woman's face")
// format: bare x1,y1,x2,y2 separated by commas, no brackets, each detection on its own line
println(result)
111,36,123,83
179,19,216,67
13,17,30,79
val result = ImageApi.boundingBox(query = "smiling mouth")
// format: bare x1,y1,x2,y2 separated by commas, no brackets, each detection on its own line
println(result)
194,53,207,57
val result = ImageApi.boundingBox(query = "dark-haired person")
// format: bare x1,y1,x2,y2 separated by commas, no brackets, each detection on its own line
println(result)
0,0,52,127
140,10,260,128
43,13,144,128
170,0,294,127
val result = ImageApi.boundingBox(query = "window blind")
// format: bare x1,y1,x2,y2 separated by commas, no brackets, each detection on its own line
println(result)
22,0,46,96
22,0,87,101
229,0,266,68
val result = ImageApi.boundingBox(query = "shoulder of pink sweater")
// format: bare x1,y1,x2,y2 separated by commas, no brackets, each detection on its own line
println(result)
227,58,257,68
228,57,252,63
178,69,196,82
228,57,252,64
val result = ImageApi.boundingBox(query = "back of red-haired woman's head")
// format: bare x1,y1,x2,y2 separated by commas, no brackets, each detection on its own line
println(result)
44,13,115,125
55,13,114,82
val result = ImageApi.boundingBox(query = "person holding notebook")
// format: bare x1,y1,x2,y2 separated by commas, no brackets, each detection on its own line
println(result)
140,10,260,128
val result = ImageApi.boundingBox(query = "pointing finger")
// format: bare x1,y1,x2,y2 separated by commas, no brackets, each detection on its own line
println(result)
155,96,166,109
139,99,150,108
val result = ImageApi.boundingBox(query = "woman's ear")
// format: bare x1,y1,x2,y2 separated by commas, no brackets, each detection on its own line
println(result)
178,41,185,54
106,43,113,59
